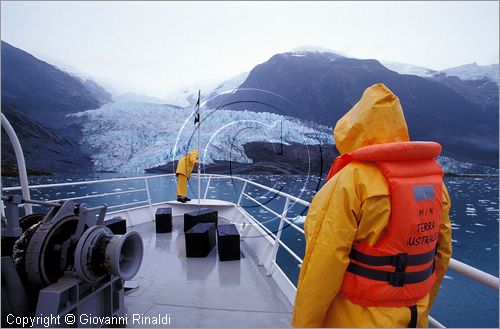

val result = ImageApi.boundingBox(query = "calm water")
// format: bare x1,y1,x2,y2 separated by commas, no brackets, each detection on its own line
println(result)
2,173,498,327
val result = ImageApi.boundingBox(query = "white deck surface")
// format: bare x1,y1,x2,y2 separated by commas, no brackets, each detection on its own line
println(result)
124,215,293,328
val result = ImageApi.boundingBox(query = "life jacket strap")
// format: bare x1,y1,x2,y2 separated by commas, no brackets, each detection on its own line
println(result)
349,248,437,269
408,305,418,328
346,262,435,287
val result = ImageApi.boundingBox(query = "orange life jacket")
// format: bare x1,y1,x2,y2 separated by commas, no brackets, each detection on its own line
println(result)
326,141,444,307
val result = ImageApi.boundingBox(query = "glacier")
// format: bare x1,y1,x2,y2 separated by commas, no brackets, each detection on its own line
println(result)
69,100,498,175
70,101,333,173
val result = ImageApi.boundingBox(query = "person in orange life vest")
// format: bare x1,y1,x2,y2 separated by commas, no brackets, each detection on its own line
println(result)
292,83,452,328
176,149,198,203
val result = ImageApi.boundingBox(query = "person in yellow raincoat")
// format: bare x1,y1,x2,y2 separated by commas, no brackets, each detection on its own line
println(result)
176,149,198,203
292,83,452,327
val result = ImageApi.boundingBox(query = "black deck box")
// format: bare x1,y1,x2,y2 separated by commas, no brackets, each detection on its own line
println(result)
217,224,241,261
104,217,127,235
155,207,172,233
185,222,216,258
184,208,218,232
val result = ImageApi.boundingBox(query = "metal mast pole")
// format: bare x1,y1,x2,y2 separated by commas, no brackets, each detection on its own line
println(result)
197,90,201,209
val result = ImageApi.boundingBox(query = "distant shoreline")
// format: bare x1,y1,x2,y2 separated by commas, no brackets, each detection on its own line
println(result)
2,163,498,178
444,173,499,178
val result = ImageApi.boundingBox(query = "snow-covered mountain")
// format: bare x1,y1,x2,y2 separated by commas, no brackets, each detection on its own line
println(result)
163,45,347,107
290,45,349,58
291,45,337,53
163,72,250,108
69,101,332,172
381,61,437,78
5,41,497,174
382,60,499,84
206,71,250,100
438,63,499,84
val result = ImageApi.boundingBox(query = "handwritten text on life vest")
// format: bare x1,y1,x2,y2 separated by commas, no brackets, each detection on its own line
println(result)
408,207,438,246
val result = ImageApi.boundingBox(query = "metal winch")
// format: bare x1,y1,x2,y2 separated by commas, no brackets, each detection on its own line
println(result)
1,195,144,327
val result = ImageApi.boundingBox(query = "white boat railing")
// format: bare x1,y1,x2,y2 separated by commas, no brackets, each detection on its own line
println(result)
2,173,171,212
2,173,498,327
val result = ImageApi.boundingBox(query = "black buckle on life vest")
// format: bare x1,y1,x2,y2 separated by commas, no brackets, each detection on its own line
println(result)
388,271,406,287
391,253,408,272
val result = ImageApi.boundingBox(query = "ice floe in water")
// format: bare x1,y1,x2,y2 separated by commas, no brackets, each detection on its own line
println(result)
113,188,122,192
291,215,306,224
465,205,477,216
465,230,475,234
443,275,454,280
485,247,492,251
474,223,486,227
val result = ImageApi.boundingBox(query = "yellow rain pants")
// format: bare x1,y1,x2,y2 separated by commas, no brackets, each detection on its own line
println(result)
176,174,188,197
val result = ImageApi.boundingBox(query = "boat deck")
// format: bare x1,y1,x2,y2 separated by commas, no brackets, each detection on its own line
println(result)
124,216,293,328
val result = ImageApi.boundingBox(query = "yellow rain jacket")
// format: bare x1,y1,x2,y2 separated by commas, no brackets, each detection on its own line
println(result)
292,83,452,328
176,149,199,179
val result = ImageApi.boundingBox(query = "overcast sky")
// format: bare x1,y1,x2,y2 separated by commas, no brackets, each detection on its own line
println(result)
1,1,498,98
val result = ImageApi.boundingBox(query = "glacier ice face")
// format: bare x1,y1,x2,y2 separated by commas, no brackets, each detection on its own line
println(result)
436,156,498,175
68,101,497,175
70,101,333,172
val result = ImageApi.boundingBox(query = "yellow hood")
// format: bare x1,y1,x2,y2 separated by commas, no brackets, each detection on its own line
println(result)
333,83,409,154
188,149,199,163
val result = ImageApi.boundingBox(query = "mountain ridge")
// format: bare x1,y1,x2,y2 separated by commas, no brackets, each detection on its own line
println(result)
1,41,111,173
1,41,111,126
2,42,498,174
207,52,498,166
